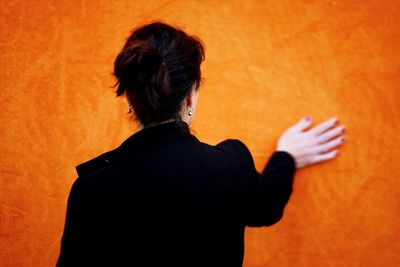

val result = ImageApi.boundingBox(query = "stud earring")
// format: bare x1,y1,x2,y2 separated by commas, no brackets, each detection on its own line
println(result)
128,105,133,113
188,107,194,116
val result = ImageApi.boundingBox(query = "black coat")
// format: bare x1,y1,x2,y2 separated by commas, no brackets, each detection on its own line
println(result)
57,121,296,267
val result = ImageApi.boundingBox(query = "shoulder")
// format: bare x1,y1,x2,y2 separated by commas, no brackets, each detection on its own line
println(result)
215,139,296,168
75,149,118,178
214,139,255,167
215,139,252,157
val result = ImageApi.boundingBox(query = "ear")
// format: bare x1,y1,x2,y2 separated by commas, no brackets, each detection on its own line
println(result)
185,83,199,108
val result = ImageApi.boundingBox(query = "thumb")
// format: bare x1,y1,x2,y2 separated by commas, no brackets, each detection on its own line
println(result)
291,116,312,132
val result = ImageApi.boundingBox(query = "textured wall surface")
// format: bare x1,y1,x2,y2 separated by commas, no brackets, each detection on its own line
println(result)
1,0,399,266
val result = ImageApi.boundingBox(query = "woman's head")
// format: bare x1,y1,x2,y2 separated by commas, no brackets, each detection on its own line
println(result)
113,21,205,127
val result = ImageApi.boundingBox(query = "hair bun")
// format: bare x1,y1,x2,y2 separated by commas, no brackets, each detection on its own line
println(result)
114,40,165,91
114,39,170,120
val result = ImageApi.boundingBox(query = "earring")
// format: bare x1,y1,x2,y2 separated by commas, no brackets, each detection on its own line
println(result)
128,105,133,113
188,107,194,116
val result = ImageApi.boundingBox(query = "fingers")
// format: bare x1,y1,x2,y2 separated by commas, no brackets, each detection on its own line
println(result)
279,116,346,168
316,125,346,144
290,116,313,132
313,150,338,163
309,117,338,136
312,136,345,154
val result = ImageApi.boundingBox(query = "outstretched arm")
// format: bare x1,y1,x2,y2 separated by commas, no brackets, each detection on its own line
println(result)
244,116,346,226
245,150,296,227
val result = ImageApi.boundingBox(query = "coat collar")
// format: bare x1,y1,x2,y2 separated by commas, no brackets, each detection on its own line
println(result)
75,121,198,177
119,120,194,150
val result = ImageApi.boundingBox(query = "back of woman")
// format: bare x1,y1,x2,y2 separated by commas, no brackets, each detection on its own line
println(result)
57,22,345,267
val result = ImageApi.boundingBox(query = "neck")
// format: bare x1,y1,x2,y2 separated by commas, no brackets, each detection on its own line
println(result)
141,119,178,130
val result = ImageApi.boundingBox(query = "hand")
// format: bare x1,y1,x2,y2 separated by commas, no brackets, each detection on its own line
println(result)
276,117,346,168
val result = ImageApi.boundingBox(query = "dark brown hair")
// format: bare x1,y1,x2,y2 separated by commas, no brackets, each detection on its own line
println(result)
113,21,205,126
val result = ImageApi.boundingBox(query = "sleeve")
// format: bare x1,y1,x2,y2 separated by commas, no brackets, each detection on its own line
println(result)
217,139,296,227
56,177,86,267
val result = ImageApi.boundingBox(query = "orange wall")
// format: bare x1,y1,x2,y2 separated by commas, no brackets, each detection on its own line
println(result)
1,0,399,266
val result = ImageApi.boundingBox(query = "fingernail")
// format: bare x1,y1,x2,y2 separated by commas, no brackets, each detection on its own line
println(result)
341,137,346,143
305,116,312,121
341,127,346,133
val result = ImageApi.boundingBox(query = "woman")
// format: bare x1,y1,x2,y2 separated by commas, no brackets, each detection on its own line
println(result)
57,22,345,266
